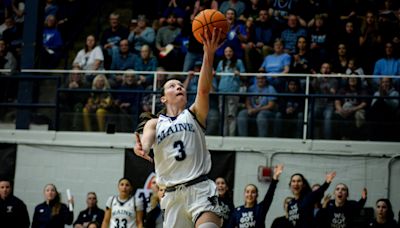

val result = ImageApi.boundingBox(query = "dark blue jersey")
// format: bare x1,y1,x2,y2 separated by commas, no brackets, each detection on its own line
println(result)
73,206,104,226
287,182,330,228
228,179,278,228
32,201,73,228
0,195,30,228
219,195,235,228
317,198,366,228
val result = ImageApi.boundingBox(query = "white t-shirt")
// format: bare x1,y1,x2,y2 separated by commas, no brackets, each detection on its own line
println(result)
72,46,104,70
153,109,211,187
105,195,143,228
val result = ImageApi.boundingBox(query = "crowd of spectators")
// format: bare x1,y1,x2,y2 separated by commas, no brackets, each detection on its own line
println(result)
1,0,400,139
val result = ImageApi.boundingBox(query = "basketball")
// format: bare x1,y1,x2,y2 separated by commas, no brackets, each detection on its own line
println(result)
192,9,229,44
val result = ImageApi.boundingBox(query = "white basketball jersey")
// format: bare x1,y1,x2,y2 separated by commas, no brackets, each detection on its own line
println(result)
106,195,138,228
153,109,211,187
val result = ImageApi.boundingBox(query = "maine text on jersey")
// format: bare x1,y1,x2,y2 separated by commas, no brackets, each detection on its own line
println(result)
157,122,195,144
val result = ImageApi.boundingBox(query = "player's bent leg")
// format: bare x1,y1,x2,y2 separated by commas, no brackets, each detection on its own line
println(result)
195,211,221,228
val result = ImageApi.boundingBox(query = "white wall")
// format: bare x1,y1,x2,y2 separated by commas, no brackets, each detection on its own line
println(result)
1,130,399,227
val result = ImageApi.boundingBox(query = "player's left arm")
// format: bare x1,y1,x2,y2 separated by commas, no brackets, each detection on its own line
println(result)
190,28,221,126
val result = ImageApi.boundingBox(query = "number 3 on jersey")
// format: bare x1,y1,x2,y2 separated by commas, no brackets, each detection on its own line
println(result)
173,140,186,161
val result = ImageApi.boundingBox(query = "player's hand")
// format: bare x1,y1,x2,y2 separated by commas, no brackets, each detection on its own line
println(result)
325,171,336,183
134,132,153,162
273,164,284,180
201,27,222,53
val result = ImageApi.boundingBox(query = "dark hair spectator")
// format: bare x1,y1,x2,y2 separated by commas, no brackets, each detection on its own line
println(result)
368,199,398,228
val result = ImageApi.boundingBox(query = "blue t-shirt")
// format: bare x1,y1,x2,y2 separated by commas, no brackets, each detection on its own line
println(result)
260,53,291,74
217,59,246,92
247,84,277,108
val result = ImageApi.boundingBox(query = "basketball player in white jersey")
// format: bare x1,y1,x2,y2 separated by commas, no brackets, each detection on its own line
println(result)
134,28,223,228
101,178,144,228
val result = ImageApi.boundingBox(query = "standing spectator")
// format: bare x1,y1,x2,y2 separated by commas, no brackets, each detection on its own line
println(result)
287,172,336,228
331,43,350,74
368,199,398,228
144,184,165,228
134,44,158,88
280,14,307,54
100,13,129,60
237,75,279,137
271,197,294,228
277,78,304,138
74,192,105,228
41,15,63,69
155,13,182,71
216,8,247,60
0,178,30,228
1,16,22,56
369,77,399,141
110,39,135,88
215,177,234,228
82,74,113,132
32,184,74,228
310,62,337,139
115,71,144,132
373,42,400,88
259,38,291,92
244,9,276,73
101,178,144,228
333,76,368,139
182,28,204,72
217,45,246,136
72,35,104,83
128,15,155,54
44,0,58,19
219,0,246,17
317,184,367,228
228,164,284,228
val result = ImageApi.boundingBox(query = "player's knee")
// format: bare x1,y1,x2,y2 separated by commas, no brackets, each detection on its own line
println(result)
197,222,219,228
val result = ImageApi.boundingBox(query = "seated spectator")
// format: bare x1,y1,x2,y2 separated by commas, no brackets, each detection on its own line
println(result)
0,178,30,228
128,15,155,54
32,184,74,228
331,43,350,74
291,36,315,75
333,76,368,139
114,70,144,131
190,0,219,21
217,45,246,136
317,184,367,228
269,0,299,31
216,8,247,60
134,44,158,88
73,192,104,228
297,0,328,26
237,75,278,137
259,38,291,92
155,12,182,71
308,14,330,64
373,42,400,89
219,0,246,18
344,58,368,90
310,62,337,139
242,0,268,21
244,9,276,73
368,199,398,228
271,197,293,228
44,0,58,19
280,14,307,54
359,11,382,74
41,15,63,69
82,74,114,132
72,34,104,83
183,61,219,135
100,12,129,60
277,78,304,138
110,39,135,88
1,16,22,56
159,0,188,26
59,67,90,131
141,67,167,113
0,39,17,72
338,21,360,58
368,77,399,141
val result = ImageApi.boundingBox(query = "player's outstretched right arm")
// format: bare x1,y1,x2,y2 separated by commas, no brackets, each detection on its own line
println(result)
134,118,157,162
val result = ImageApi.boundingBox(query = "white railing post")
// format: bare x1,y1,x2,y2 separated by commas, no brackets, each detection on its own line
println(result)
151,71,157,114
302,75,310,141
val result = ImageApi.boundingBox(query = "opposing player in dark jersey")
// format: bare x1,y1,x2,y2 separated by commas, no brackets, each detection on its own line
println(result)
228,164,283,228
134,28,223,228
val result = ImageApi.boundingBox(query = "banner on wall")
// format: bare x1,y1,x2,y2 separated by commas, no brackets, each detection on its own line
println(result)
0,143,17,180
124,150,236,211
